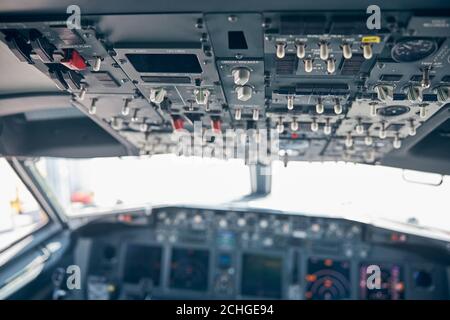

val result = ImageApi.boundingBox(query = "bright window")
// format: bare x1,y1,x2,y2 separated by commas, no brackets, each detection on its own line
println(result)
0,159,48,252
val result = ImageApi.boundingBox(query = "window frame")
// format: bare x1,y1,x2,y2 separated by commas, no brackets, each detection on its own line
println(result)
0,157,66,258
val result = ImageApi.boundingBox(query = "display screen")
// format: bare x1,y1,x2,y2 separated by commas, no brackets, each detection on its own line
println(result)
169,248,210,291
126,53,202,74
359,264,405,300
241,253,283,298
123,244,162,286
305,258,351,300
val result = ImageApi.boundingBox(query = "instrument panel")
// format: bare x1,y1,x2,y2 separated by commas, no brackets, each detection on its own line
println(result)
1,11,450,166
72,206,450,300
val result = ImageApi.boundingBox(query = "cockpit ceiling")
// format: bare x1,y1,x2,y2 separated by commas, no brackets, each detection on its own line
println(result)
0,5,450,174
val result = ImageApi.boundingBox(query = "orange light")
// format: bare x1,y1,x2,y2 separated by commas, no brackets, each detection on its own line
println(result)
306,274,317,282
324,279,333,288
395,282,405,292
324,259,333,267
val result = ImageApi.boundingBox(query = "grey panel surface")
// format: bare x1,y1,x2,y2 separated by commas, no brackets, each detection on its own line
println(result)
0,41,59,94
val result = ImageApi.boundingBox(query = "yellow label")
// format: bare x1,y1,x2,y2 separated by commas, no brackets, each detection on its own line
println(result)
361,36,381,43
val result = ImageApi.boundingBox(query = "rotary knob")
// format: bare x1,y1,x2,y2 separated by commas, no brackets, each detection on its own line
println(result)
405,85,422,103
232,68,251,86
374,85,393,102
236,85,252,101
149,88,166,104
435,86,449,103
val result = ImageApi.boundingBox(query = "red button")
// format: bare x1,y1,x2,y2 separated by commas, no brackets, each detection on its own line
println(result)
61,49,87,71
172,117,184,131
212,119,221,132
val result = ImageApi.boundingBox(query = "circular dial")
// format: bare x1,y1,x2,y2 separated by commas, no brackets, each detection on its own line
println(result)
305,258,351,300
169,248,209,291
391,38,438,62
377,105,410,117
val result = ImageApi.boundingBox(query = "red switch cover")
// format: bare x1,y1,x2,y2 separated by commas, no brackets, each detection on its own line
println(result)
61,49,87,71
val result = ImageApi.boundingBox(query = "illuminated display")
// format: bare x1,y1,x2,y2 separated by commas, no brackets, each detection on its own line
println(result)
359,264,405,300
305,258,351,300
241,253,283,298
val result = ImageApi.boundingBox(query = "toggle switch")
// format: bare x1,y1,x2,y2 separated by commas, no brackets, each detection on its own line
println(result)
342,43,352,59
345,133,353,148
234,108,242,120
304,58,313,73
287,95,295,110
122,99,131,116
421,67,431,89
296,42,306,59
435,86,449,103
326,58,336,74
276,118,284,133
310,119,319,132
110,117,122,131
369,102,377,117
319,41,329,60
194,88,210,105
79,85,87,100
131,109,139,123
291,119,299,132
149,88,166,104
393,134,401,149
316,97,324,114
276,42,286,59
252,109,260,121
88,98,97,115
374,84,393,102
364,135,373,146
378,123,387,139
409,120,416,136
140,122,149,133
355,119,364,134
334,99,343,115
419,105,427,118
362,43,373,60
92,57,102,72
405,85,422,103
324,119,332,135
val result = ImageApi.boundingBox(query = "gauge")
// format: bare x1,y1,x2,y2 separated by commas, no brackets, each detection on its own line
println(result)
391,38,438,63
241,253,283,298
123,245,162,285
305,258,351,300
377,105,410,117
359,264,404,300
169,248,209,291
